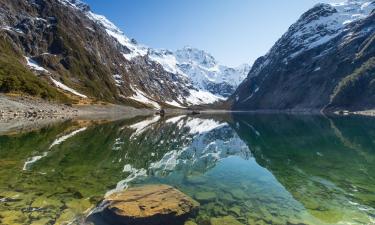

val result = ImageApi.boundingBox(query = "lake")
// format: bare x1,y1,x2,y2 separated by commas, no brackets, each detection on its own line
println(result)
0,114,374,225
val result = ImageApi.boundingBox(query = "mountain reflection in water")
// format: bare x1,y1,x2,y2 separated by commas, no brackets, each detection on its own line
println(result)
0,114,374,225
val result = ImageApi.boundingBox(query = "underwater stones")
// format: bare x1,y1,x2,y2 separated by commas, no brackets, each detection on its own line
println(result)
246,217,258,225
184,221,198,225
90,184,199,225
230,189,247,200
212,205,227,216
30,218,52,225
66,199,92,213
202,202,227,217
30,196,62,209
303,199,321,210
55,209,76,225
0,210,27,225
243,200,254,209
186,176,207,185
210,216,243,225
194,191,217,203
228,206,242,217
221,193,236,203
308,209,343,224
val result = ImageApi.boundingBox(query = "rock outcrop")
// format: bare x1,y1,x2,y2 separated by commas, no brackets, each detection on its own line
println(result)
88,185,199,225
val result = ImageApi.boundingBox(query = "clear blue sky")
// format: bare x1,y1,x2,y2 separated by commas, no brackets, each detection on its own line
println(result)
84,0,341,67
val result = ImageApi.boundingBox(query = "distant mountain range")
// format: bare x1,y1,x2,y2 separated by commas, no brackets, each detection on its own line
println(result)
232,0,375,112
1,0,374,112
0,0,249,109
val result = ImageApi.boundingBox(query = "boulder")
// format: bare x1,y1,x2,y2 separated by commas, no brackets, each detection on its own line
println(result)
88,184,199,225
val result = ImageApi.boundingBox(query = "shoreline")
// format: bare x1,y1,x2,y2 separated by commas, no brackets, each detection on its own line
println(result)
0,94,155,135
2,94,374,135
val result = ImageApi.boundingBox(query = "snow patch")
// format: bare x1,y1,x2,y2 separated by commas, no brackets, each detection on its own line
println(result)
185,118,226,135
128,116,161,138
186,89,224,105
128,87,160,109
165,100,185,108
107,165,147,196
25,57,50,73
23,153,48,171
23,127,87,171
86,12,148,61
113,74,124,86
166,115,186,124
112,138,124,151
50,78,88,98
50,127,87,149
149,150,183,172
149,50,184,75
2,26,24,34
242,87,259,102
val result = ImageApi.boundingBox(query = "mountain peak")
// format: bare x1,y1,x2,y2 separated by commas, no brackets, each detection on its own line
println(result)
232,0,375,111
175,47,217,68
267,0,375,61
58,0,90,12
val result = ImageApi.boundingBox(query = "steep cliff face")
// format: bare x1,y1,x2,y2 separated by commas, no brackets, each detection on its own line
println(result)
232,0,375,112
0,0,240,108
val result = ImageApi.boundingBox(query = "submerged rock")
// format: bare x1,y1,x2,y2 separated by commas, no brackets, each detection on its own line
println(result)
194,191,217,203
228,206,242,217
184,221,198,225
88,184,199,225
230,189,247,200
185,175,207,185
210,216,243,225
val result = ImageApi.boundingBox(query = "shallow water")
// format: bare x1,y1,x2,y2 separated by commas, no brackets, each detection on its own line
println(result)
0,114,374,225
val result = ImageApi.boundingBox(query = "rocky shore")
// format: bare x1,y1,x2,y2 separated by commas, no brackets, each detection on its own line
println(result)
0,94,78,121
0,94,154,135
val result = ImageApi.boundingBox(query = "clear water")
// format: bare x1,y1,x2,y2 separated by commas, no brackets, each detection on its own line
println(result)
0,114,374,225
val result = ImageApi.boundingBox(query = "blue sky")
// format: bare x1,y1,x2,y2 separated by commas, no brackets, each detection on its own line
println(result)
84,0,341,67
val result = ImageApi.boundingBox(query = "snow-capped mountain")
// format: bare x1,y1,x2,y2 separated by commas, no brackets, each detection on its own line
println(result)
0,0,248,109
277,0,375,61
60,0,226,107
105,115,251,194
233,0,375,111
150,47,251,98
61,0,249,102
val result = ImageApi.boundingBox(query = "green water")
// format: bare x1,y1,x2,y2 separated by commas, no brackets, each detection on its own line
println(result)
0,114,374,225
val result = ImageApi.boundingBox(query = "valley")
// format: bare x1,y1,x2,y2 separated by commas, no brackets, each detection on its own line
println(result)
0,0,375,225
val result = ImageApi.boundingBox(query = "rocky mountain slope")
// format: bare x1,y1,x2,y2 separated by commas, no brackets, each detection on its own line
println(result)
0,0,247,109
232,0,375,112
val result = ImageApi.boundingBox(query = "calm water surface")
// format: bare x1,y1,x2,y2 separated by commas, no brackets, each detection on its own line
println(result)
0,114,374,225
